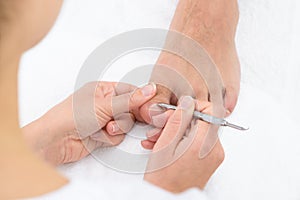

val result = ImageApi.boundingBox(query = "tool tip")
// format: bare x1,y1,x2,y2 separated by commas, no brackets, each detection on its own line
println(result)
241,127,250,131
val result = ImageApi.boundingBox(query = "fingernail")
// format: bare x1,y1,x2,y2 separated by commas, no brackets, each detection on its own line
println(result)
178,96,193,110
141,83,156,97
226,109,231,115
112,123,119,133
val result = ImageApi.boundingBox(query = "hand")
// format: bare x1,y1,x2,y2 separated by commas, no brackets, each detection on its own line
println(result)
23,82,157,165
144,96,224,193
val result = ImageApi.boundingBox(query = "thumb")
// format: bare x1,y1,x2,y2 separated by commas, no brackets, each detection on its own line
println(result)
104,83,157,118
138,84,172,124
128,82,157,111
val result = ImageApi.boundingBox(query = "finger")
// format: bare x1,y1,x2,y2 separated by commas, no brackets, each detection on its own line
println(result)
146,128,162,142
108,83,157,117
193,100,225,158
90,129,125,146
151,110,173,128
112,82,138,96
190,117,221,159
138,84,172,123
106,113,135,135
153,96,195,152
106,121,124,135
141,140,156,150
94,81,137,98
141,128,161,149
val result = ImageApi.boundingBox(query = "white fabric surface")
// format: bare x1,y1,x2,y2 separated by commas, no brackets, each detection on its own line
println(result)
19,0,300,199
27,178,208,200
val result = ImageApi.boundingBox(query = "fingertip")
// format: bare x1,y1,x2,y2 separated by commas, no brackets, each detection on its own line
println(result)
141,140,155,150
138,84,172,124
149,82,157,94
129,83,157,112
224,86,239,116
108,134,126,146
105,121,116,134
146,128,161,138
106,121,125,135
141,82,157,98
146,128,162,142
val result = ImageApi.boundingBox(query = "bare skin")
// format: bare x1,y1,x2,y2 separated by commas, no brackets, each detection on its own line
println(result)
23,82,157,165
136,0,239,191
138,0,240,149
144,97,224,192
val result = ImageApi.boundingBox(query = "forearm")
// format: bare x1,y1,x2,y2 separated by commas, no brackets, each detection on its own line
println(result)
22,115,63,164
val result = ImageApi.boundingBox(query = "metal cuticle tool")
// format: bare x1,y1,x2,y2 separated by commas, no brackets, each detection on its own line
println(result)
157,103,249,131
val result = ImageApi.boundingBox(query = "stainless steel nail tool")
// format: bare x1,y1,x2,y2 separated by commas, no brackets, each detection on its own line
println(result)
158,103,249,131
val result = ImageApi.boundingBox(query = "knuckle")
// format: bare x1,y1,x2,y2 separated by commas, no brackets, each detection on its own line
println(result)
129,92,136,103
128,93,138,111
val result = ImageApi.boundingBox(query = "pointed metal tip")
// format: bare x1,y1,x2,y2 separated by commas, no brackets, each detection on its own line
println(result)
157,103,249,132
240,127,250,131
157,103,167,109
225,122,249,131
157,103,176,110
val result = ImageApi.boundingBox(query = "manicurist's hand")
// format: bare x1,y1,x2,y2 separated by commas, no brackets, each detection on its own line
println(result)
23,82,156,165
144,96,224,193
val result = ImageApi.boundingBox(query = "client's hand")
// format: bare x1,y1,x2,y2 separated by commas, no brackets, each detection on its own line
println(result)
144,96,224,193
23,82,156,165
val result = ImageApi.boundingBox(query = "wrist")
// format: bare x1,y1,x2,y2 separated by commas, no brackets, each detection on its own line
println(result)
144,174,190,194
39,111,77,165
22,117,49,153
22,112,69,165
